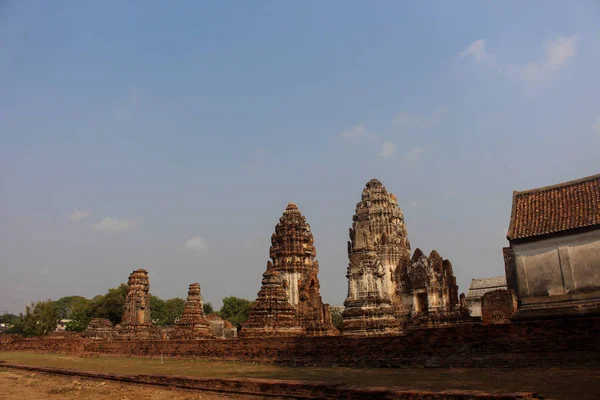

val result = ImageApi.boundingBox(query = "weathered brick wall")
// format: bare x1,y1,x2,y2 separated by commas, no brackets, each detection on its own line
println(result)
2,318,599,368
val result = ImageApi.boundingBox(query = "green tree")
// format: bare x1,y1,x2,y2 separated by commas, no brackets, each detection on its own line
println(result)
18,300,59,337
65,299,95,332
94,284,128,325
150,295,167,325
151,297,185,325
219,296,254,329
203,301,214,315
1,313,19,326
54,296,89,319
164,298,185,325
329,307,343,332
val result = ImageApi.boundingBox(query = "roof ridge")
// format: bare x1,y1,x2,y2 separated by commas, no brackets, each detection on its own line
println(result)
514,173,600,197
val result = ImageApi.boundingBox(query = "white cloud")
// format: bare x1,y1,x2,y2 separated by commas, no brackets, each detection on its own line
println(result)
185,236,208,251
460,39,493,65
92,216,136,231
68,209,90,221
378,142,396,158
460,35,578,82
40,266,50,275
340,125,370,143
522,35,578,81
403,147,425,164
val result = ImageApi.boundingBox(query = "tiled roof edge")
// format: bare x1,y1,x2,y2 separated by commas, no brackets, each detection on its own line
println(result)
507,190,519,240
506,173,600,240
513,173,600,197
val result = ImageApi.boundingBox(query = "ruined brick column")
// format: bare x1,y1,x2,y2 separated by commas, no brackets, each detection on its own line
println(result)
175,283,213,339
121,269,152,327
342,179,406,336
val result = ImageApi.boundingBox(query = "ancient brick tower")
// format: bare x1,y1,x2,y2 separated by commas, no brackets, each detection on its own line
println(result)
342,179,408,336
240,262,303,337
242,202,337,336
175,283,213,338
121,269,152,327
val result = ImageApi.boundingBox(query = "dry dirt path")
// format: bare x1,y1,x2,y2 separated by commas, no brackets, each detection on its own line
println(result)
0,368,273,400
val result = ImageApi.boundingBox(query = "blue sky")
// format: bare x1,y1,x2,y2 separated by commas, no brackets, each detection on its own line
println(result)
1,1,599,313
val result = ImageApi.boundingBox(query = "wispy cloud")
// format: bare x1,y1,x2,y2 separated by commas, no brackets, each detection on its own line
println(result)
340,125,371,143
460,35,578,82
68,209,90,222
522,35,579,81
185,236,208,251
460,39,494,65
92,216,136,231
378,142,396,159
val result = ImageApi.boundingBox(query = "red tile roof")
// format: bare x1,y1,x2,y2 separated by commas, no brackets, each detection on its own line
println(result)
507,174,600,241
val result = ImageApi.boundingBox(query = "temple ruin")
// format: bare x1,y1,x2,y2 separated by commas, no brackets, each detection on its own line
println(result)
173,283,213,339
82,318,115,340
121,269,152,327
240,263,303,337
241,202,337,336
396,249,460,317
114,269,156,339
343,179,468,335
342,179,405,336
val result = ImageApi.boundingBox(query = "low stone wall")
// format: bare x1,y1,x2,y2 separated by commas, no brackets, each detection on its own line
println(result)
2,317,599,368
0,362,543,399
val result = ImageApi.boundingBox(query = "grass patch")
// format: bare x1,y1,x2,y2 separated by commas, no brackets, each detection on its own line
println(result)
0,351,598,399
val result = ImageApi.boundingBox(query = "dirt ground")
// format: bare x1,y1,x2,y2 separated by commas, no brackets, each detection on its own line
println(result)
0,368,275,400
1,352,598,400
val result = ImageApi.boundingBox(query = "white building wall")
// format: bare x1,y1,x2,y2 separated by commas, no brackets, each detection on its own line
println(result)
512,229,600,298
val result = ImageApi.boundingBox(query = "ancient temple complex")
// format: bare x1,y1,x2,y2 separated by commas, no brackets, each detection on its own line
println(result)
343,179,466,335
241,203,337,336
173,283,213,339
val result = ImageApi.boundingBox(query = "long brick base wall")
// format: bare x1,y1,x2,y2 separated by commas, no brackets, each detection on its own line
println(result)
0,362,543,399
2,318,599,368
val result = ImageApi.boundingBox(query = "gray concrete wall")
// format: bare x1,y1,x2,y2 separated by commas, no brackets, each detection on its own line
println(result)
511,229,600,299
